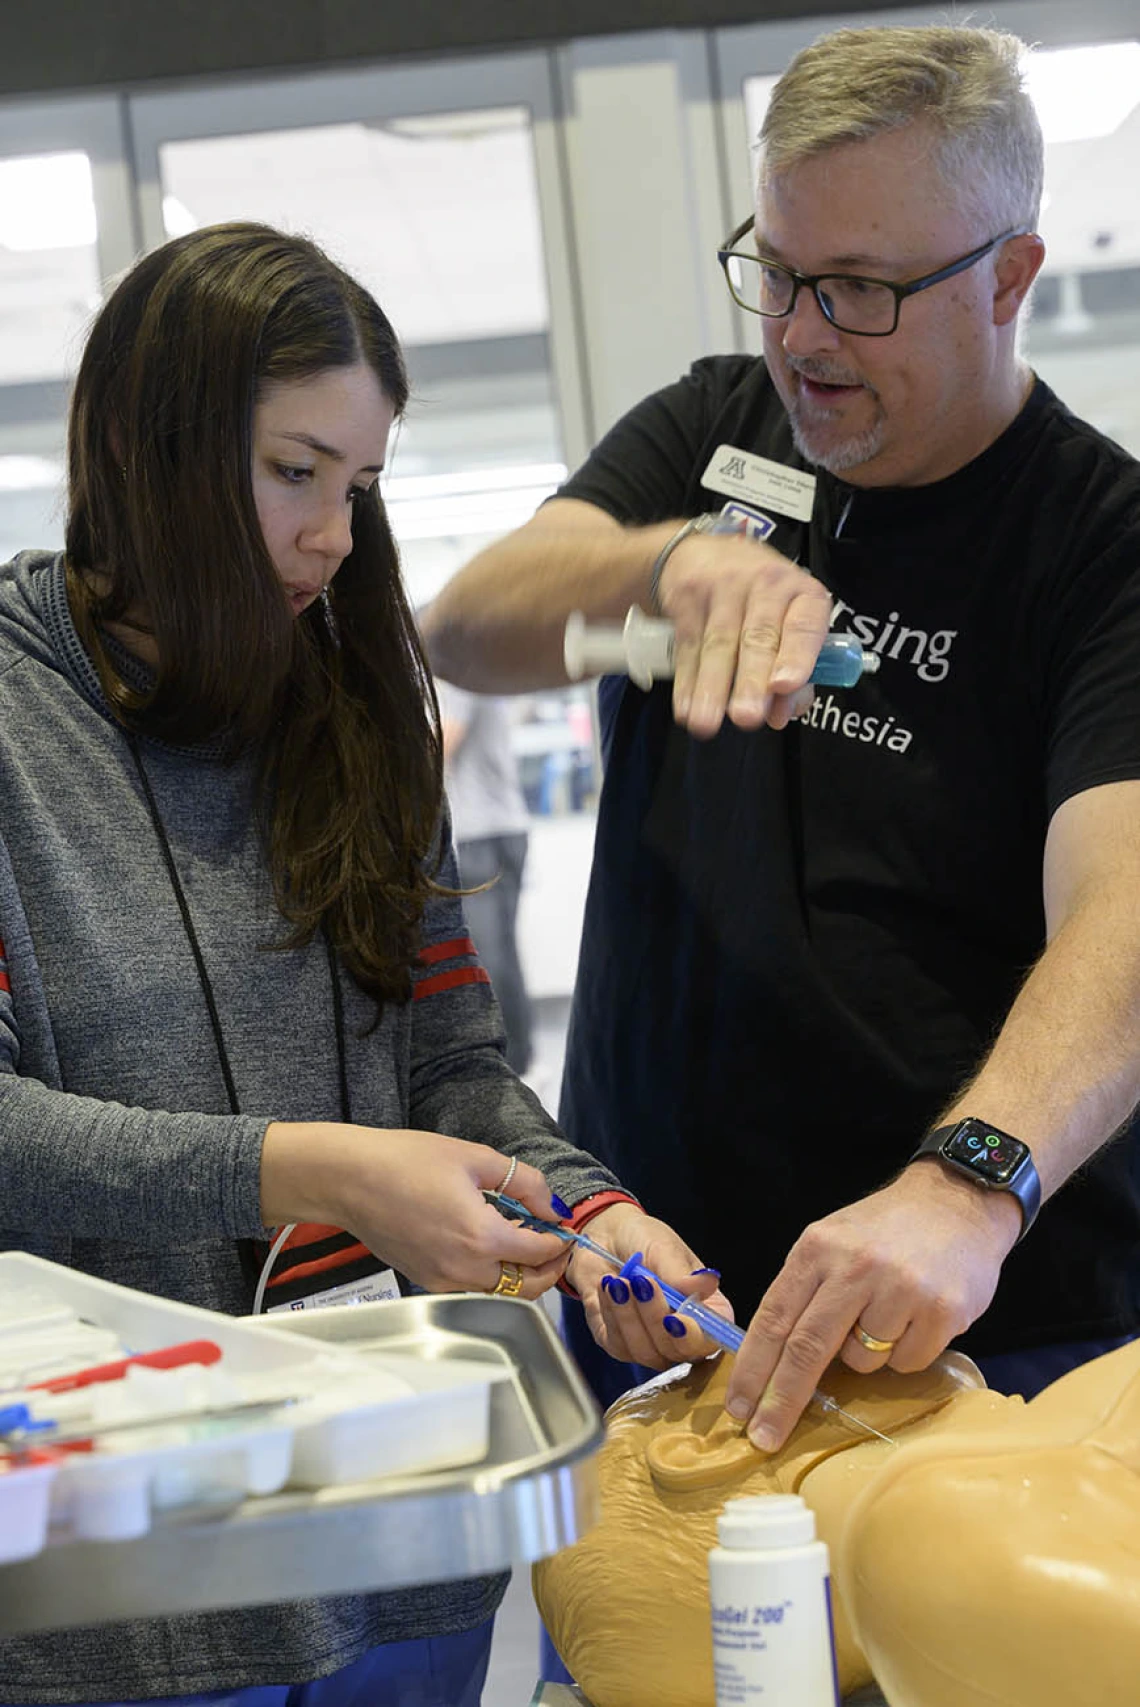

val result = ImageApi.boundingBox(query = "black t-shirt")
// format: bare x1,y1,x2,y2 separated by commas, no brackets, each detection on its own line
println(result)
559,356,1140,1355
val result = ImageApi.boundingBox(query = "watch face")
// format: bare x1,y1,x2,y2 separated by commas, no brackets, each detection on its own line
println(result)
943,1119,1029,1184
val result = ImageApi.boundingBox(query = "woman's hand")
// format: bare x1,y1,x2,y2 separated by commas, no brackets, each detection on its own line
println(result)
565,1202,734,1367
261,1121,570,1298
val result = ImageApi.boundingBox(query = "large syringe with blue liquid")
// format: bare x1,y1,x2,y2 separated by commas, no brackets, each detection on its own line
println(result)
489,1193,892,1444
563,511,880,692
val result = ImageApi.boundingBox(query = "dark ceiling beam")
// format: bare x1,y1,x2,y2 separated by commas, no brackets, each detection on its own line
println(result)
4,0,911,100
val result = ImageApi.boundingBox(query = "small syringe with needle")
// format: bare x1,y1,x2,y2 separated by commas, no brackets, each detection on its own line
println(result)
488,1192,892,1444
668,1293,893,1445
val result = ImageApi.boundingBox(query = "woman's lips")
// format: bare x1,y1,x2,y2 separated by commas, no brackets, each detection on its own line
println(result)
286,589,320,614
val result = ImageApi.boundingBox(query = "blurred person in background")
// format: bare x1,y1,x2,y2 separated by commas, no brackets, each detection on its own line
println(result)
436,677,534,1075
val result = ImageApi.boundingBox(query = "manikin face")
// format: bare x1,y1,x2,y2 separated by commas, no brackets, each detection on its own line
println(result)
251,361,396,612
756,123,1032,487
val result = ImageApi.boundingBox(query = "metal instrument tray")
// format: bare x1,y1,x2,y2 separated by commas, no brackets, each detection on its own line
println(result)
0,1294,603,1635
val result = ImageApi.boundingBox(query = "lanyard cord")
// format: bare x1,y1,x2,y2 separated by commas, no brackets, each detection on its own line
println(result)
124,732,350,1125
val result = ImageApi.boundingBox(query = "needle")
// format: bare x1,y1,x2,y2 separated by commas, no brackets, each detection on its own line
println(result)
487,1192,895,1444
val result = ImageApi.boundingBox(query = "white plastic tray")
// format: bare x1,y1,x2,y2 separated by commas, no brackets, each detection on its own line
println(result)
0,1253,498,1560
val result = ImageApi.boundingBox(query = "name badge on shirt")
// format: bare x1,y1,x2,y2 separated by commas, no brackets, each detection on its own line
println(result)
702,445,817,523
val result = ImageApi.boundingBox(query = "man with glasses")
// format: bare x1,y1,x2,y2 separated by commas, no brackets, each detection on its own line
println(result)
424,25,1140,1450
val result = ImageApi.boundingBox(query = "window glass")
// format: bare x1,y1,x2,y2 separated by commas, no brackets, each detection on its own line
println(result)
0,150,102,559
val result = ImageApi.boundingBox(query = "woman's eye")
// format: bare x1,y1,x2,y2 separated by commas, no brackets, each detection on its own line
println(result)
275,463,312,484
349,484,375,505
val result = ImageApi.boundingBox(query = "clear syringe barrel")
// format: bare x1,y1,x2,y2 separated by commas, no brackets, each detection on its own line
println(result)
671,1291,745,1355
564,609,879,691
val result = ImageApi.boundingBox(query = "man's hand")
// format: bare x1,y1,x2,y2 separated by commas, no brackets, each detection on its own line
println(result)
566,1202,735,1367
723,1162,1022,1449
658,530,832,739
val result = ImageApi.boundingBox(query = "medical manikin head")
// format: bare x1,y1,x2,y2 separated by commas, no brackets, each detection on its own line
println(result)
534,1340,1140,1707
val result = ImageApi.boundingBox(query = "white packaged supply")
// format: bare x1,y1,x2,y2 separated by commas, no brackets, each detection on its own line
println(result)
0,1253,498,1559
283,1353,508,1488
0,1455,58,1564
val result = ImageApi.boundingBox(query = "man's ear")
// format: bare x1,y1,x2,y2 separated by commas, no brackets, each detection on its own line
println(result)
993,232,1046,326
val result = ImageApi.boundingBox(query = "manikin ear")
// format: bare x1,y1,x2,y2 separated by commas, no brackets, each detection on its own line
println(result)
646,1397,759,1492
992,231,1046,327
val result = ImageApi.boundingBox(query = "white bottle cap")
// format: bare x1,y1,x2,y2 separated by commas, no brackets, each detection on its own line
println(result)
717,1494,817,1549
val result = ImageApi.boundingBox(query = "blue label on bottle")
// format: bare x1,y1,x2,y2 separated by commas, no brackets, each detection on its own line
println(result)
824,1575,841,1706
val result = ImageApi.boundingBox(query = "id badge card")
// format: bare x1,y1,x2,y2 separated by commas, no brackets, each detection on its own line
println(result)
702,444,816,522
266,1267,401,1313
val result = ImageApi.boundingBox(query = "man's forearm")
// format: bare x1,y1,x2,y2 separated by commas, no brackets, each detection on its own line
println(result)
938,886,1140,1200
422,508,679,691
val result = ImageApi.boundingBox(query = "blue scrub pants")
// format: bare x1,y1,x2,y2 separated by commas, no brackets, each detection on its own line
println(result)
5,1617,494,1707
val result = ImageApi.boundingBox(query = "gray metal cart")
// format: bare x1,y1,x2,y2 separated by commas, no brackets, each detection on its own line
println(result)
0,1294,603,1636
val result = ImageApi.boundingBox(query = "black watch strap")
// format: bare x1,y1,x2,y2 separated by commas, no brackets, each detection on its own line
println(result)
910,1118,1041,1240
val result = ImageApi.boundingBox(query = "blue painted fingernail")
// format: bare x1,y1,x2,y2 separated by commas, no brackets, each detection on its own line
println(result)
662,1314,687,1338
550,1194,571,1218
630,1275,655,1304
603,1276,630,1305
690,1267,720,1277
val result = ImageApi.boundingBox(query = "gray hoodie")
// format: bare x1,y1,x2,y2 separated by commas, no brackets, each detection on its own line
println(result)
0,551,619,1701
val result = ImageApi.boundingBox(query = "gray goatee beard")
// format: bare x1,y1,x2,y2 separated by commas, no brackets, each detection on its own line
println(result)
782,359,885,475
788,412,886,474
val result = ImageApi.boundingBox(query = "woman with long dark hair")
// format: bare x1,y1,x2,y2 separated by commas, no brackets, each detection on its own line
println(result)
0,223,727,1705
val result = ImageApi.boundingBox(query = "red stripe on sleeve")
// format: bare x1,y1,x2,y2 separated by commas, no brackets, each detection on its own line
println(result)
0,972,9,995
414,966,491,1000
265,1240,374,1289
419,935,478,967
277,1223,346,1252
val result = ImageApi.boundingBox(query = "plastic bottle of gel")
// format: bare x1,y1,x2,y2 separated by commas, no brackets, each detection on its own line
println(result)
708,1494,840,1706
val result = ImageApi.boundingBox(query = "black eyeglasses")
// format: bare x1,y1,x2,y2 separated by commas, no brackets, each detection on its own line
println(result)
717,218,1027,337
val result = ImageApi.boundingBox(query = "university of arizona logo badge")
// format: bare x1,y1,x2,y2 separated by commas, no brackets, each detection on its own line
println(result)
718,500,778,542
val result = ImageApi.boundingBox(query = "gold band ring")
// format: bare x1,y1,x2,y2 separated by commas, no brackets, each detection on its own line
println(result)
853,1321,897,1355
492,1262,524,1297
494,1157,519,1197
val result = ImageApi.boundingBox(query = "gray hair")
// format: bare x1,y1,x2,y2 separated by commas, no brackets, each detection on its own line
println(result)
759,25,1044,233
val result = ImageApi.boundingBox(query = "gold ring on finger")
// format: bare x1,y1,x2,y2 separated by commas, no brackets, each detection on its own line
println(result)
853,1321,896,1355
492,1262,524,1297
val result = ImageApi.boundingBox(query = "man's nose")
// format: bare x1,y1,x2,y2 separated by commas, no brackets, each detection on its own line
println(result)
781,285,844,357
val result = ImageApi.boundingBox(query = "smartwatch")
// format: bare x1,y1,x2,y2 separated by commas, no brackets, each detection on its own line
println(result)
909,1118,1041,1239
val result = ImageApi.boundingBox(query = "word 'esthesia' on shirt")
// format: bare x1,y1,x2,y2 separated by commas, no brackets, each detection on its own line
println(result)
798,693,913,753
